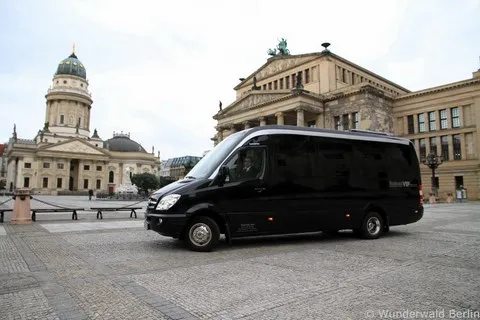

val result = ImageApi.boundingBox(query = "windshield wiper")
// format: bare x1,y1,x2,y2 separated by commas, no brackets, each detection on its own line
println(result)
184,176,196,179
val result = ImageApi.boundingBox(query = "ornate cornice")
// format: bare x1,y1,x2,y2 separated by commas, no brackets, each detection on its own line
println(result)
216,90,325,120
394,78,480,101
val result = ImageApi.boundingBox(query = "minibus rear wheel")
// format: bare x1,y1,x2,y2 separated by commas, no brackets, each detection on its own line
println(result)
185,216,220,252
359,211,384,239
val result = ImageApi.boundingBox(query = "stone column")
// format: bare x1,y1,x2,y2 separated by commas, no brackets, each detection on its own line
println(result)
259,117,267,126
403,116,409,135
11,188,32,224
447,135,454,160
413,114,418,133
460,133,466,160
243,121,252,130
275,112,284,125
296,108,305,127
316,113,324,128
77,160,83,190
66,159,71,191
15,158,23,188
215,126,224,142
458,106,464,127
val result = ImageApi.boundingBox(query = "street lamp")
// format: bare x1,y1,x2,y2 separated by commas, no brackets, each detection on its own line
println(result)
422,153,443,197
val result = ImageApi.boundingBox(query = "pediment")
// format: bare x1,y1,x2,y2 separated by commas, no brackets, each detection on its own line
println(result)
237,54,319,89
40,139,106,155
221,92,288,116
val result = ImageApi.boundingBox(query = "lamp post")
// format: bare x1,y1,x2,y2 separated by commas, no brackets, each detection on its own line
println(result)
422,153,443,197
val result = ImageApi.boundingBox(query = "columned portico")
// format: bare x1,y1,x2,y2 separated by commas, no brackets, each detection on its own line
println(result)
259,117,267,126
296,108,305,127
275,112,285,125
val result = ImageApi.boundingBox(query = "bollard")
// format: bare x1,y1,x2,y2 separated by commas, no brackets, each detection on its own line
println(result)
11,188,32,224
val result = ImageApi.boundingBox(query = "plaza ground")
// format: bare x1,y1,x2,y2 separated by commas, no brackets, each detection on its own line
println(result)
0,196,479,319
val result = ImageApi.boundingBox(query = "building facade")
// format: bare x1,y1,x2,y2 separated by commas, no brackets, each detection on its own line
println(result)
0,143,7,190
213,44,480,200
160,156,202,180
6,50,160,195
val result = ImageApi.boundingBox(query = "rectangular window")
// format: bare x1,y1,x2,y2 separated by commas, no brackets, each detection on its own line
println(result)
440,109,448,129
305,69,310,83
83,179,88,189
268,82,272,90
292,74,296,87
429,137,437,155
334,116,341,130
307,120,316,128
419,138,426,160
43,177,48,188
274,80,278,90
407,115,414,134
84,165,90,170
451,107,460,128
352,112,359,129
24,177,30,188
96,179,101,189
43,162,50,169
428,111,436,131
57,178,62,188
418,114,425,133
285,76,290,89
262,84,266,90
24,163,31,169
342,69,347,83
57,163,64,169
279,78,284,89
453,134,461,160
96,166,102,171
60,115,64,124
351,72,355,85
342,114,349,130
441,136,449,161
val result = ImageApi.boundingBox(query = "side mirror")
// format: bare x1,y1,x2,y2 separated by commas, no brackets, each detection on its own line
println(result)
218,166,229,186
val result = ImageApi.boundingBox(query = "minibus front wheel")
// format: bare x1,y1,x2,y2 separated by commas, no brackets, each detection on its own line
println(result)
185,216,220,252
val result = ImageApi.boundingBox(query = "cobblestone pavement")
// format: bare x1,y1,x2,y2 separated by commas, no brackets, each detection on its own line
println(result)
0,200,479,319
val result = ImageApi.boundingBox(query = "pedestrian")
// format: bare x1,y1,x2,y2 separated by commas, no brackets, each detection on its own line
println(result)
88,189,93,201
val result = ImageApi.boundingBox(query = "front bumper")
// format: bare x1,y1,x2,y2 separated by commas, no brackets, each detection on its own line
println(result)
144,211,188,238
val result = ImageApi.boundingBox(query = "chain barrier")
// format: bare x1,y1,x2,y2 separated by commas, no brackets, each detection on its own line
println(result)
30,196,81,210
31,195,146,210
116,199,147,209
0,197,13,207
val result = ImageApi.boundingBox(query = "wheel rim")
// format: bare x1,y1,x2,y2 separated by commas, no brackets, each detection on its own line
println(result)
189,223,212,247
366,216,381,235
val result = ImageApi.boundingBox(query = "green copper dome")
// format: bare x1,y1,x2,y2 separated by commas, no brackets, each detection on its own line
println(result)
55,53,86,79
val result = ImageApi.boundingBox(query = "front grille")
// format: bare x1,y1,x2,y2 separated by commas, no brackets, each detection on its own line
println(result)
148,197,158,210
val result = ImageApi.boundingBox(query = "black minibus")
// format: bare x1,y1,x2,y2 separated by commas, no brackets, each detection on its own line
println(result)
145,125,423,251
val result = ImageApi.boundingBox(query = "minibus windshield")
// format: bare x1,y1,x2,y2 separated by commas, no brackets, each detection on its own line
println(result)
185,130,247,179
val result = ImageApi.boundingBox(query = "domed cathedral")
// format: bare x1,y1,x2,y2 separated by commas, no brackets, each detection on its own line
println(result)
213,41,480,200
5,48,161,195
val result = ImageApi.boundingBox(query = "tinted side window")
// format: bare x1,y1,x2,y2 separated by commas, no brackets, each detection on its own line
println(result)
351,141,388,190
313,137,353,191
272,135,315,188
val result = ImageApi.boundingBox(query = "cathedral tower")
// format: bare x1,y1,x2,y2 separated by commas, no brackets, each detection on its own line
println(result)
44,47,92,138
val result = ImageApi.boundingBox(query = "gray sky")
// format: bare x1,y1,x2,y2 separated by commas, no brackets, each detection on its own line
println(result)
1,0,479,159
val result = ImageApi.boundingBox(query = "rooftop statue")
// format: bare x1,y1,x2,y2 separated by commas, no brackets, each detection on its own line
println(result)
267,38,291,56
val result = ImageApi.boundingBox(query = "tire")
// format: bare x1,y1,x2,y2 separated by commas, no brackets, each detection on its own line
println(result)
359,212,384,239
185,216,220,252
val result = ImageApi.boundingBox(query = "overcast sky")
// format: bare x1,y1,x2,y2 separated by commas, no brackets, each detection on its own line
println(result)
1,0,479,159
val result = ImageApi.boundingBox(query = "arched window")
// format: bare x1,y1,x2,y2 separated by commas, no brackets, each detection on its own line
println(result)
109,171,114,183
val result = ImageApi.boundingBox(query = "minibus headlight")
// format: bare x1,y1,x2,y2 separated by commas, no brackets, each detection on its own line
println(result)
155,194,181,211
